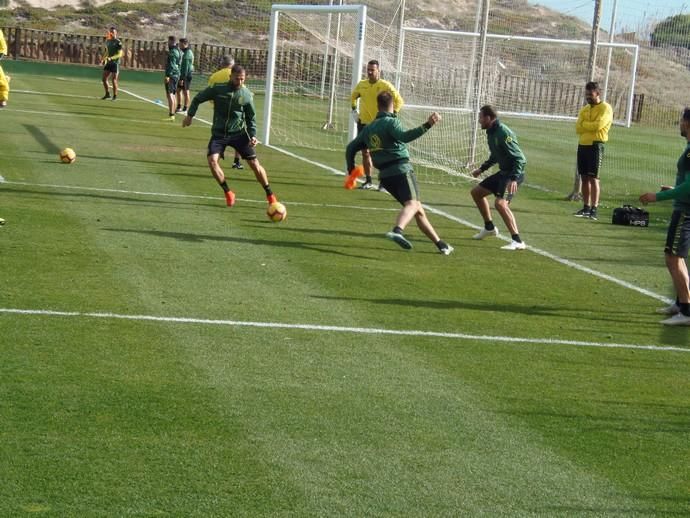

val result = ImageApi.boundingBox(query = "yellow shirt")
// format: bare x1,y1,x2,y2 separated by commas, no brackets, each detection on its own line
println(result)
0,29,7,56
208,68,231,87
350,78,404,125
575,101,613,145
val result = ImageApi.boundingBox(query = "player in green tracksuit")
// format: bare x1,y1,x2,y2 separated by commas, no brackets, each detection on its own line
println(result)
470,104,528,251
182,64,279,209
176,37,194,113
164,35,182,119
639,108,690,326
345,91,453,254
101,26,123,101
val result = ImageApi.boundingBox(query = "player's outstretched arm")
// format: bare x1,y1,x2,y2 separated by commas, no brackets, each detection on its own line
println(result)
182,115,193,127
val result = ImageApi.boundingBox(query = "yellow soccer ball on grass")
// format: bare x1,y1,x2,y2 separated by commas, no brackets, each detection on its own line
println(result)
266,201,287,223
59,147,76,164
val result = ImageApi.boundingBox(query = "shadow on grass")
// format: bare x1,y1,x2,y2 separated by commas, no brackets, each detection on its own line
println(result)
102,227,375,259
23,124,61,154
0,186,216,209
310,294,641,321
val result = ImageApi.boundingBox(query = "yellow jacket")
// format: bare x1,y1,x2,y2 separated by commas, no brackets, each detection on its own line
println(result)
0,29,7,56
576,101,612,145
208,68,231,87
350,78,403,125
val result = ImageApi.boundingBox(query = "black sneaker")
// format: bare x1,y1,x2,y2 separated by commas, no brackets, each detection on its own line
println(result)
574,208,590,218
111,95,117,101
232,162,243,170
588,209,598,221
175,106,183,113
101,93,111,100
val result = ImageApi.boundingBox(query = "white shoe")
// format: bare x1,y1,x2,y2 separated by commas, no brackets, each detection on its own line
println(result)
439,244,454,255
656,303,680,315
473,227,499,240
501,240,526,250
660,312,690,326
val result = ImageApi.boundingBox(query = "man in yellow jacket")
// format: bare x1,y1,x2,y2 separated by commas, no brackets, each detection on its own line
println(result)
350,59,404,189
0,28,10,108
573,81,613,221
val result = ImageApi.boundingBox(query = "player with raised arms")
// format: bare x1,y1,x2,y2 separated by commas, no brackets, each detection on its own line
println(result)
346,91,453,254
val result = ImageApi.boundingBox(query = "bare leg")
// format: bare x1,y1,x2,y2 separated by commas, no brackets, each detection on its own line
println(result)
246,158,269,187
101,71,110,95
581,177,592,207
666,254,690,304
362,148,373,180
112,72,119,97
413,204,441,243
207,154,227,185
471,185,493,223
495,198,519,235
591,177,600,207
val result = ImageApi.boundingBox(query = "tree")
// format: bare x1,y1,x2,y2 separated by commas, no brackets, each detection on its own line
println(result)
651,14,690,48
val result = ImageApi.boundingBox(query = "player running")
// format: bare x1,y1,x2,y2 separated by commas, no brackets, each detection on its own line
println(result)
182,64,279,209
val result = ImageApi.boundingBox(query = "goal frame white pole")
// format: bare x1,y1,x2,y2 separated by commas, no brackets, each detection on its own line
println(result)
262,3,367,145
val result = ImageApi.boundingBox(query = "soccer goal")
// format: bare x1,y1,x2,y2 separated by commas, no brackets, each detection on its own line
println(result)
262,3,367,155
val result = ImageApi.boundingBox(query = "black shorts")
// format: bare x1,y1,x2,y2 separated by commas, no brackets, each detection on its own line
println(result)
577,142,605,178
379,169,420,205
207,133,256,161
103,61,119,74
664,210,690,257
178,74,192,89
165,76,179,95
479,171,524,201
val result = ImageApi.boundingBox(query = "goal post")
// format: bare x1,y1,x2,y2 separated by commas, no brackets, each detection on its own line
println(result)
262,3,367,147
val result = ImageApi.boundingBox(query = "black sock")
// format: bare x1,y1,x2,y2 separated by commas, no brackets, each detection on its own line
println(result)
234,157,240,164
511,234,522,243
263,184,273,197
484,221,495,231
365,175,372,183
435,239,448,250
169,112,174,117
183,105,187,111
680,302,690,316
220,181,230,193
583,204,591,212
393,226,403,234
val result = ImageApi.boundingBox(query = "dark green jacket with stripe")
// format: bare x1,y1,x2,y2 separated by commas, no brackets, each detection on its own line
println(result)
346,111,430,178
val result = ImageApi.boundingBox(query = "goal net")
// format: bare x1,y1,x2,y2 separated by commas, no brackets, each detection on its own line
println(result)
262,4,367,165
397,27,641,199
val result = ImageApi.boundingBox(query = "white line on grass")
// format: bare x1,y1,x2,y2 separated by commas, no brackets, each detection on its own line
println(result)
119,88,214,126
2,180,398,212
1,307,687,353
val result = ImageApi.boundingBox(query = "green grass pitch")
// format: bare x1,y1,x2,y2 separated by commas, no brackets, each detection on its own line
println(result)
1,61,689,516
